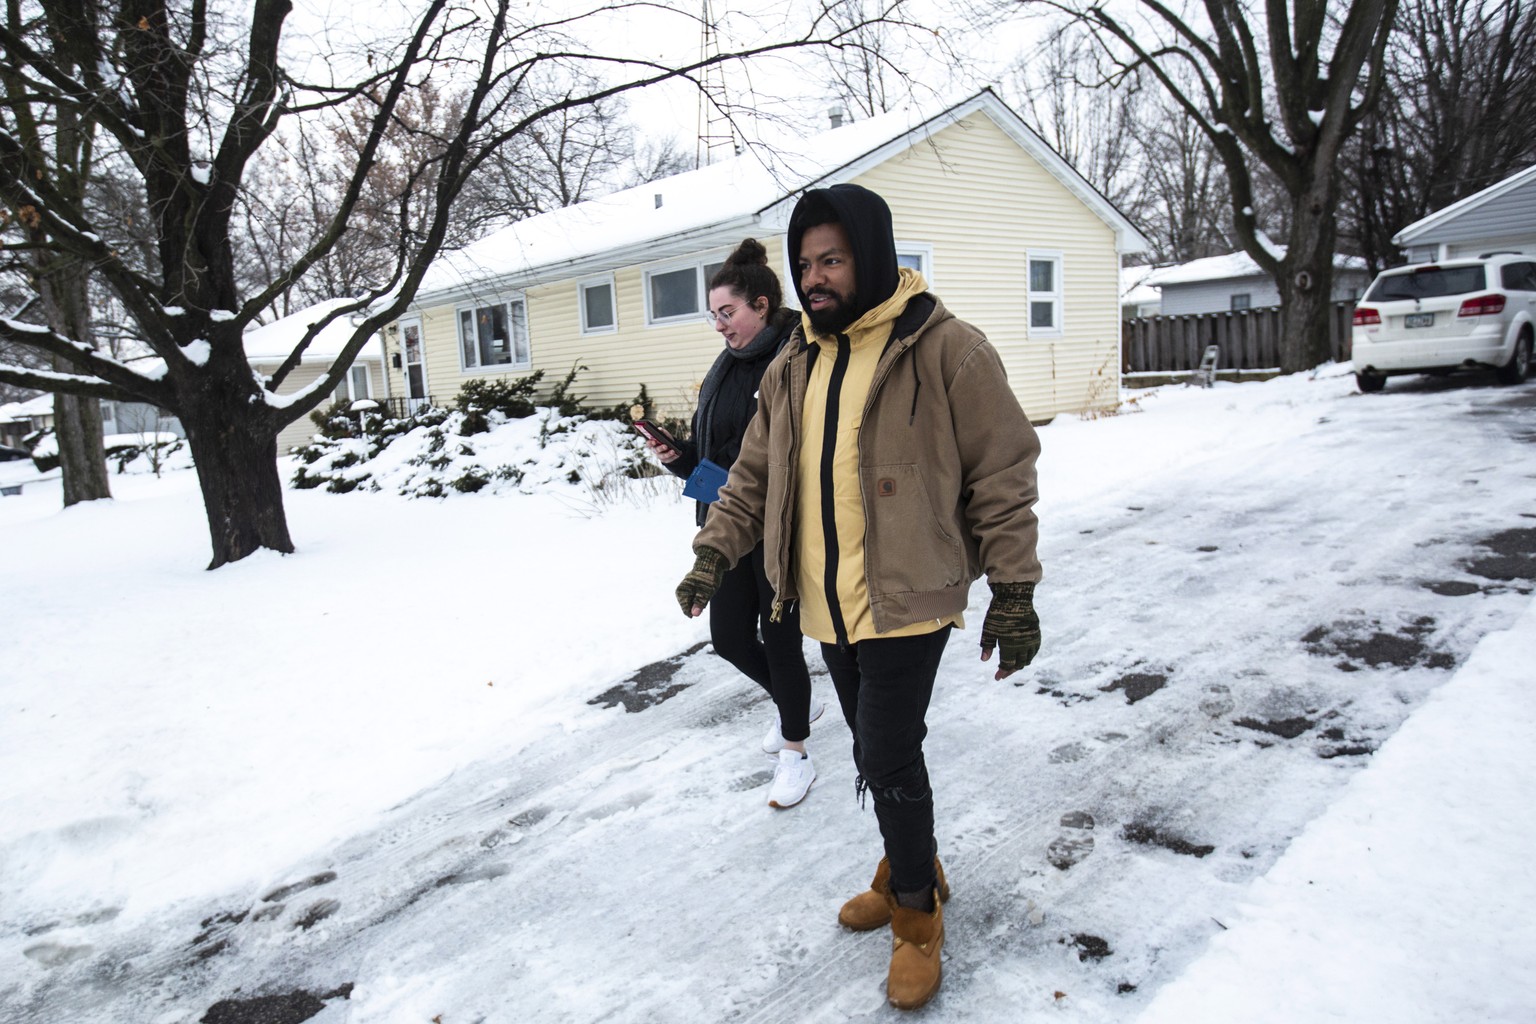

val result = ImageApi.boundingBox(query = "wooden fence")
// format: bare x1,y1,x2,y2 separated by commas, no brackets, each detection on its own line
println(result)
1122,302,1355,373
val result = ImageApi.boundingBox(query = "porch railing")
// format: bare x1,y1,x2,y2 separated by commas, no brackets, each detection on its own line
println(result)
382,396,440,419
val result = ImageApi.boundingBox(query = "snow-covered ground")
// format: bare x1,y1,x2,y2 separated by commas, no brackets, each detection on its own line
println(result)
2,367,1534,1023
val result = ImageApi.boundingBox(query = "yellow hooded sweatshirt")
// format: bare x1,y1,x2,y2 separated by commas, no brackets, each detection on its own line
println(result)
794,267,963,645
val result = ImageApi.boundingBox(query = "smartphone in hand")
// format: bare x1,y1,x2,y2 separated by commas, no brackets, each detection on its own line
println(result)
633,419,680,450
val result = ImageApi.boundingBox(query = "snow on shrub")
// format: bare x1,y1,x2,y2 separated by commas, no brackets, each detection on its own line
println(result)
290,405,664,501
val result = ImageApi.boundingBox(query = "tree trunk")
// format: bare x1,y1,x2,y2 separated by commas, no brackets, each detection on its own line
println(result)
53,383,112,506
1275,179,1341,372
181,409,294,569
39,260,111,505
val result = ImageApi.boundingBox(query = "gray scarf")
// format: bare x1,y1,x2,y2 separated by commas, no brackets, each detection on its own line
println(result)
694,307,797,463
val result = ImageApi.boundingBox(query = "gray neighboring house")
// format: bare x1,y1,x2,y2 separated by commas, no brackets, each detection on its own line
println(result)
1393,164,1536,263
101,398,185,440
1142,245,1370,316
0,392,184,448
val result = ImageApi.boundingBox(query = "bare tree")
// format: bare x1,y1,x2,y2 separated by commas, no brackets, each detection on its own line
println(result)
1136,99,1235,263
1005,31,1154,251
0,2,111,503
1008,34,1130,194
820,0,910,117
1340,0,1536,271
1022,0,1398,371
1006,30,1239,264
624,134,693,187
0,0,922,568
235,62,763,312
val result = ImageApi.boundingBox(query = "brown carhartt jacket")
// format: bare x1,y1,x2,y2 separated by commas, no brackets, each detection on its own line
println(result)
694,290,1041,639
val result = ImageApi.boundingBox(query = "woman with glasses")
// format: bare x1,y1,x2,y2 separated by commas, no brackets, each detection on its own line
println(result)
645,238,820,809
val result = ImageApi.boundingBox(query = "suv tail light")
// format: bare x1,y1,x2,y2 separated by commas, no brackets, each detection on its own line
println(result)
1458,294,1506,317
1353,307,1381,326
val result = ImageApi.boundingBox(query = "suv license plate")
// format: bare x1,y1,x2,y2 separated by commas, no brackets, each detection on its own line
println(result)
1405,313,1435,328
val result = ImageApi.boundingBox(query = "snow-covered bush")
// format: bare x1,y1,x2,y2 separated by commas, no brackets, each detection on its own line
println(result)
458,374,545,434
290,405,666,503
110,436,190,476
26,429,192,476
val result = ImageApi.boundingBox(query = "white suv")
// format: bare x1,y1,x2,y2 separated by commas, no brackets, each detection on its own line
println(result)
1351,253,1535,392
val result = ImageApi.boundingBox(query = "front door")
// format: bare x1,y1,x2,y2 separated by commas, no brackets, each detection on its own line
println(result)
400,317,429,413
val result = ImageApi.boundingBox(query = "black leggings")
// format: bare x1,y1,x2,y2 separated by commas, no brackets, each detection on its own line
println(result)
821,626,952,896
709,543,813,741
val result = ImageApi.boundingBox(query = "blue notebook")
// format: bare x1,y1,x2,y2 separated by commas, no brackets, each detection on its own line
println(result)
683,458,729,503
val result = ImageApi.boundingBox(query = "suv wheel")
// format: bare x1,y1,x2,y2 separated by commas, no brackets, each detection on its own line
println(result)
1496,329,1532,386
1355,371,1386,393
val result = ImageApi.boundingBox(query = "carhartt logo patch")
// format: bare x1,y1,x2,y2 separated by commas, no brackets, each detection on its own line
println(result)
877,478,896,496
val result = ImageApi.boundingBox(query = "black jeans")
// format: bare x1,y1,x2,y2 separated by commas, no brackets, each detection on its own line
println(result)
709,543,813,741
820,626,952,896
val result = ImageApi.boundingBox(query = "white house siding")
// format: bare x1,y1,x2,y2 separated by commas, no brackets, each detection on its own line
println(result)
1445,234,1536,259
851,113,1121,421
1424,181,1536,256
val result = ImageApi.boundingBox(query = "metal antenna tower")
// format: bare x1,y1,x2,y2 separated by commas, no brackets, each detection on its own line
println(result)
695,0,736,168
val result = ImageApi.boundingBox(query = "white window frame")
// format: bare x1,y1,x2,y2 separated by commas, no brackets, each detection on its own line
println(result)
895,241,935,285
1230,293,1252,311
333,363,373,404
1026,250,1064,337
578,274,618,335
456,295,532,372
643,253,728,327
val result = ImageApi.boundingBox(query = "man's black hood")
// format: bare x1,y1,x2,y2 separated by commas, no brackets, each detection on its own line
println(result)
786,183,900,326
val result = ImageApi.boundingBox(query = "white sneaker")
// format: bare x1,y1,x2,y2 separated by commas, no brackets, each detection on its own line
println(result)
762,699,826,754
767,749,816,809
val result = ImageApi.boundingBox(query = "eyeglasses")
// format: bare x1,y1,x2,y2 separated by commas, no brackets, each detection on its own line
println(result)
703,304,741,327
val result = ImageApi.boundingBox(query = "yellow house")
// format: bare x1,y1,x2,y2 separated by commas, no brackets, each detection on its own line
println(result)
245,298,388,454
382,89,1148,425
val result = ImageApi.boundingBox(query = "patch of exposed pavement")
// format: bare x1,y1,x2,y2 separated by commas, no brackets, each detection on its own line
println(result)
587,642,709,711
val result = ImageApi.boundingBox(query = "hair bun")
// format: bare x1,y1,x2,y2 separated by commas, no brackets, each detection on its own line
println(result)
725,238,769,268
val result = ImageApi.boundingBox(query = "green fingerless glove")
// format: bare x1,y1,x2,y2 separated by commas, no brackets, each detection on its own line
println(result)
675,546,728,617
980,580,1041,672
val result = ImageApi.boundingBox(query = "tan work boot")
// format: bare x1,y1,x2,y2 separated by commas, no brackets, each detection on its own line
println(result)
886,889,944,1010
837,856,951,931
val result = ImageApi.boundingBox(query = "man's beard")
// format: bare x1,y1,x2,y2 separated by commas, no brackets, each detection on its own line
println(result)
805,289,859,333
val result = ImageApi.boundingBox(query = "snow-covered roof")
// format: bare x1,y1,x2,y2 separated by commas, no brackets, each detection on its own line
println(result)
413,89,1149,307
1393,164,1536,246
1144,247,1367,288
0,393,55,421
242,298,384,366
1121,264,1160,306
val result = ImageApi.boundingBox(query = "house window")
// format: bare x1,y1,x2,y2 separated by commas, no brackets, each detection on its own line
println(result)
580,276,617,334
1231,293,1252,311
644,258,726,325
333,364,372,403
1027,252,1064,334
896,242,935,283
458,298,530,370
